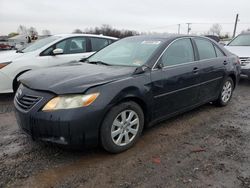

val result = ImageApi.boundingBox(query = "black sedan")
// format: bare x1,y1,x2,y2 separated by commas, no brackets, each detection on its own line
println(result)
14,35,241,153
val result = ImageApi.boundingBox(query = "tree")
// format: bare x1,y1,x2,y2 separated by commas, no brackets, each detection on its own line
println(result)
209,24,222,36
72,29,83,34
241,28,250,34
83,25,138,38
17,25,27,35
8,32,19,38
28,27,38,36
42,30,51,36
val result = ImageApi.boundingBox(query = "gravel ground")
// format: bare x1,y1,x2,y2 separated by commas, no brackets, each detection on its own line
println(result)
0,80,250,188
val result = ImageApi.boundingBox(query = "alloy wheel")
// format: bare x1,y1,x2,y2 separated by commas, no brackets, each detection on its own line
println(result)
221,80,232,103
111,110,139,146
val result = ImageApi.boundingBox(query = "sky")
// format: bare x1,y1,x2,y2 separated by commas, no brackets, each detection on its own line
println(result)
0,0,250,36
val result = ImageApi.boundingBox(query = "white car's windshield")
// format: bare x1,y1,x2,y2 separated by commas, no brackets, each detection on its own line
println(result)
21,36,61,53
228,34,250,46
88,38,162,67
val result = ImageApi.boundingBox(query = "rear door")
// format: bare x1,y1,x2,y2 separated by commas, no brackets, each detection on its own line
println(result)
193,38,227,102
151,38,200,120
89,37,113,52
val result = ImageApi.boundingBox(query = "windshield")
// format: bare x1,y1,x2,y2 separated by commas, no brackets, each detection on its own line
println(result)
22,36,61,53
228,34,250,46
88,38,162,67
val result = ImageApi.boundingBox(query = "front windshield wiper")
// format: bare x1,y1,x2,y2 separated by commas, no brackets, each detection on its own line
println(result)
87,61,111,66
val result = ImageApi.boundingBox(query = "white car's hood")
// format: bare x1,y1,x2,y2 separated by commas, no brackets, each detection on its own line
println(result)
0,50,24,63
225,46,250,57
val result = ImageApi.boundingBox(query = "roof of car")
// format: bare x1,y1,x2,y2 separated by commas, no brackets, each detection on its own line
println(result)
239,32,250,35
54,33,118,40
126,34,209,41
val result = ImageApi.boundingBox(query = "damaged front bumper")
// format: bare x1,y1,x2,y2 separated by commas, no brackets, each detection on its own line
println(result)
14,85,104,148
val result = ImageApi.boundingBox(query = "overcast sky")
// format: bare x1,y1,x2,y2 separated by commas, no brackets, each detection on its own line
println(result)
0,0,250,36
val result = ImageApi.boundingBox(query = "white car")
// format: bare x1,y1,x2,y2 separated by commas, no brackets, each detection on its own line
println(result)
0,34,117,93
225,33,250,78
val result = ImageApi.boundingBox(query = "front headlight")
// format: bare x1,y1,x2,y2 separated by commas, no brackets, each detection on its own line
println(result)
42,93,99,111
0,61,12,69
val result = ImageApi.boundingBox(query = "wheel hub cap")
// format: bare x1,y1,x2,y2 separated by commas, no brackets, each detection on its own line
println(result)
221,81,232,103
111,110,139,146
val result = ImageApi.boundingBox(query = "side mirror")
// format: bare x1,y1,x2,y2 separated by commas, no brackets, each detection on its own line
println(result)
156,62,164,69
52,48,63,55
134,65,150,74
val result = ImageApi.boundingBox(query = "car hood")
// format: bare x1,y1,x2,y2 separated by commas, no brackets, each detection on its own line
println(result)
0,50,24,63
225,46,250,57
19,63,136,94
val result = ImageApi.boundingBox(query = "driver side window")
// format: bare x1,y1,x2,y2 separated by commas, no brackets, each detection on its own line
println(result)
42,37,87,56
160,38,194,67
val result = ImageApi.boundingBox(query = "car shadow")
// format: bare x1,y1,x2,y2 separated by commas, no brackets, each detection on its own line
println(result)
239,78,250,86
0,93,15,103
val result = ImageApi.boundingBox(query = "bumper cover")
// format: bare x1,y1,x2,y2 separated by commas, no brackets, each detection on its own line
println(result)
0,71,13,93
14,85,105,148
241,67,250,77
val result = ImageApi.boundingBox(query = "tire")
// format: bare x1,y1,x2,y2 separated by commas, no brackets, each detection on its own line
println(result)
216,77,234,106
100,101,144,153
13,79,20,93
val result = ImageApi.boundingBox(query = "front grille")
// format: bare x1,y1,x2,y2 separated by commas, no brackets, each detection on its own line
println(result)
15,94,42,111
239,57,250,66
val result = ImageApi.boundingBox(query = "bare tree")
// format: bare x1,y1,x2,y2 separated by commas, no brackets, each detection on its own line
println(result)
28,27,38,36
83,25,138,38
17,25,27,35
209,24,222,36
42,30,51,36
72,29,83,34
241,28,250,34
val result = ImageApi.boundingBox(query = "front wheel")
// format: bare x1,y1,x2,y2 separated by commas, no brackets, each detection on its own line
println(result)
216,77,234,106
100,101,144,153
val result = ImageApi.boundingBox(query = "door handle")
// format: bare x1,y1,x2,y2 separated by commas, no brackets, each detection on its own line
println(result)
223,60,228,65
193,67,199,74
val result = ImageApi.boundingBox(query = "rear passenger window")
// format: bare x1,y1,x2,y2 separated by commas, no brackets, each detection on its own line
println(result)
90,38,109,51
194,38,216,60
160,38,194,66
214,45,225,57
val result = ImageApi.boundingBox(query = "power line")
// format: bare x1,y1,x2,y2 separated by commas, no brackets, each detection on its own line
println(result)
147,22,250,30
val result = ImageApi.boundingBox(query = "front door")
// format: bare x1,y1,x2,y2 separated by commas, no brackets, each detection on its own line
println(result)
40,37,93,67
151,38,200,120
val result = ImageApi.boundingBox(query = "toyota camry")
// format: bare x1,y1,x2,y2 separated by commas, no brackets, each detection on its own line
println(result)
14,35,241,153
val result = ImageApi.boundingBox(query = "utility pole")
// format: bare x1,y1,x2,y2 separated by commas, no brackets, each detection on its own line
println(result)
178,24,181,34
187,23,191,34
233,14,239,38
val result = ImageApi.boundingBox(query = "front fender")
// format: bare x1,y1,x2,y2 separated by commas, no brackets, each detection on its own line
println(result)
86,73,153,124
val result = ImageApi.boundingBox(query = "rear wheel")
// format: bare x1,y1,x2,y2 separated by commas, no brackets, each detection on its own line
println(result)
100,101,144,153
216,77,234,106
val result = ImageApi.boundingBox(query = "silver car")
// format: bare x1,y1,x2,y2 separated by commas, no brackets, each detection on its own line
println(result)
225,33,250,78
